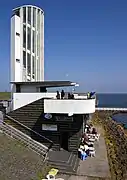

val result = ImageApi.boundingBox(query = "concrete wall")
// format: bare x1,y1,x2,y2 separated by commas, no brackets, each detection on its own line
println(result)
44,99,96,114
13,92,56,110
11,15,21,82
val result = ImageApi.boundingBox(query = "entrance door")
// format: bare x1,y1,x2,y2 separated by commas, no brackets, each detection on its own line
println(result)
60,132,68,151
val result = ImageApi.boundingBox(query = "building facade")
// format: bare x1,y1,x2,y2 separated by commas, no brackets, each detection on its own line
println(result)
11,5,44,83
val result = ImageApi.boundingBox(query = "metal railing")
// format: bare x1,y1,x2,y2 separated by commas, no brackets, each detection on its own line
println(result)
5,115,53,145
0,120,50,162
0,115,53,161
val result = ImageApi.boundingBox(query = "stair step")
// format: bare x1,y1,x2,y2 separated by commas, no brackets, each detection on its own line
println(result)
49,163,74,173
48,153,73,167
73,157,80,171
47,150,79,174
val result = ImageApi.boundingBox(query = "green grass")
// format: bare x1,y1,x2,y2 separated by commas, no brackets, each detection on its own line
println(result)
0,92,11,100
0,132,50,180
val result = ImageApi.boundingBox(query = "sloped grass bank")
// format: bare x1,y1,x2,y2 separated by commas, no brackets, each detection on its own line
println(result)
0,92,11,100
0,132,50,180
92,111,127,180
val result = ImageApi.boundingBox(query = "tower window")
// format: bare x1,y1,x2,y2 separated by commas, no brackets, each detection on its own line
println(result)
27,53,31,76
23,51,26,68
27,27,31,50
28,7,31,25
23,25,26,48
32,56,35,76
23,7,26,23
33,8,36,27
32,30,35,53
14,10,20,17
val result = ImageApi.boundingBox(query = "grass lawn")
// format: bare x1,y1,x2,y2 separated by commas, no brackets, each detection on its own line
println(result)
0,92,11,100
0,133,50,180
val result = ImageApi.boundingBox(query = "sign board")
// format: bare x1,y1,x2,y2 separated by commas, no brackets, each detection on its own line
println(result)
44,113,52,119
42,124,57,131
56,115,73,122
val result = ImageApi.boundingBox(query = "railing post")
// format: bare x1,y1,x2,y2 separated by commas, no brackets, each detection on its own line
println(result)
10,126,12,138
28,137,31,147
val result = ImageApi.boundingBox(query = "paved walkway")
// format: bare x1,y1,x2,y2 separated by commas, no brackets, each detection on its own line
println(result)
57,126,111,180
77,126,110,178
57,174,110,180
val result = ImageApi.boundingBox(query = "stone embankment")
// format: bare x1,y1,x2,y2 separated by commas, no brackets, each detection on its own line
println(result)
93,111,127,180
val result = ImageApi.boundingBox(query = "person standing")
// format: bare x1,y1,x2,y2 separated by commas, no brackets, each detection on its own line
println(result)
61,90,65,99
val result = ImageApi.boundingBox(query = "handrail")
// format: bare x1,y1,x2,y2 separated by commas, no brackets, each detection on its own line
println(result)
2,121,48,150
0,122,48,160
5,115,53,145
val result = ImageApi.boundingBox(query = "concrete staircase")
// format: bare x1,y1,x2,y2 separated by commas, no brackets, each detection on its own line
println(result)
0,121,48,161
47,150,79,174
4,99,80,174
6,98,53,149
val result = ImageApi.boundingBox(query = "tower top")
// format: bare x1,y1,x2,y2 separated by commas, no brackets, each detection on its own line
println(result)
13,5,44,14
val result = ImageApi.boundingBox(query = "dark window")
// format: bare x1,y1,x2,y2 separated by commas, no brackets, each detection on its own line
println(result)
16,32,20,36
16,84,21,92
16,59,20,62
23,25,26,48
23,51,26,68
37,9,40,28
33,8,36,27
14,10,20,17
27,27,31,50
32,56,35,75
27,53,31,75
37,33,39,56
32,30,35,53
23,7,26,23
40,87,47,92
28,7,31,24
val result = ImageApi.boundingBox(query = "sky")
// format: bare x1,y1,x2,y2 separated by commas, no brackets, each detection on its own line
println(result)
0,0,127,93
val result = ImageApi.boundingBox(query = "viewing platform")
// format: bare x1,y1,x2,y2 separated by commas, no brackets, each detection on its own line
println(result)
44,98,95,115
12,92,96,114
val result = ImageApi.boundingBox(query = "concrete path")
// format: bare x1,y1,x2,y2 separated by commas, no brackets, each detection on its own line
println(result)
77,126,110,178
57,126,111,180
56,174,88,180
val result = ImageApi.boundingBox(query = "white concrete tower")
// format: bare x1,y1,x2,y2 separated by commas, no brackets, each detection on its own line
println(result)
11,5,44,82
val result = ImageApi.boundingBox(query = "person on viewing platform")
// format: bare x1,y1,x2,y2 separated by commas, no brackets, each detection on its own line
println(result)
71,93,74,99
61,90,65,99
90,92,96,98
56,91,60,99
68,93,71,99
87,92,90,99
